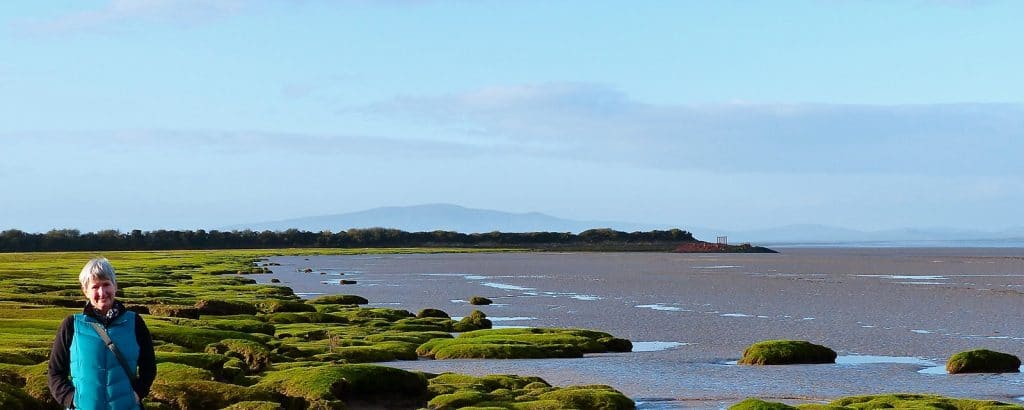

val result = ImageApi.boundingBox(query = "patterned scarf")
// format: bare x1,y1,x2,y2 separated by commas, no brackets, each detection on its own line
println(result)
84,300,125,327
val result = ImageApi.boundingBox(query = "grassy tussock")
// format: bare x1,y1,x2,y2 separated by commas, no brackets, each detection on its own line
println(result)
946,349,1021,374
738,340,837,365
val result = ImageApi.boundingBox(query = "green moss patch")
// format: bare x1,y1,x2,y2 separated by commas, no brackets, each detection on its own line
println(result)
220,401,284,410
825,393,1024,409
727,394,1024,410
426,373,633,410
148,321,269,352
155,352,230,374
0,382,45,410
165,317,276,336
417,308,451,319
194,299,258,316
149,380,279,410
155,362,215,383
738,340,836,365
307,295,369,305
148,304,200,319
453,310,493,332
257,364,429,408
392,317,455,332
205,339,272,373
0,348,49,366
946,349,1022,374
535,386,634,409
729,398,797,410
255,299,317,314
419,327,631,359
263,311,347,324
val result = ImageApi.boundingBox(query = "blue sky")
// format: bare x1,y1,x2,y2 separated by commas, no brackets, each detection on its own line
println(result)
2,0,1022,233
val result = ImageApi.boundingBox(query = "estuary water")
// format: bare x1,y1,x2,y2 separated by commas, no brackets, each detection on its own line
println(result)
258,249,1024,409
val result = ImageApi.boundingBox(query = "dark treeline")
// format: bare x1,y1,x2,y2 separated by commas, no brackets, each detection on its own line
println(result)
0,227,696,252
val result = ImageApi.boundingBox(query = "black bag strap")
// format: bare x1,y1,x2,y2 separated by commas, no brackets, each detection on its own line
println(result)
88,321,140,389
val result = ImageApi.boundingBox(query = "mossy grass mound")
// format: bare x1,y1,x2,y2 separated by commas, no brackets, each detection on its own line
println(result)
392,317,455,332
429,373,548,394
312,343,417,363
0,381,45,410
365,330,452,345
166,317,275,336
426,373,633,410
418,327,630,359
155,362,215,383
205,339,272,373
727,394,1024,410
738,340,836,365
147,321,269,351
255,299,317,314
453,309,493,332
825,393,1024,409
257,364,429,408
729,398,797,410
0,348,49,366
434,343,582,360
340,307,415,322
147,304,202,319
598,336,633,352
3,363,58,409
946,349,1022,374
469,296,493,305
535,385,635,409
307,294,369,305
194,299,257,316
263,311,347,324
417,308,451,319
155,352,230,375
149,380,279,410
220,401,284,410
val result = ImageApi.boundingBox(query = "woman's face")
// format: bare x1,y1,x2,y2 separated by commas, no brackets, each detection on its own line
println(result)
83,277,117,313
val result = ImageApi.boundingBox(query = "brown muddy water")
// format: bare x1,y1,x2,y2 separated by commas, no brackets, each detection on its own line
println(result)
256,248,1024,409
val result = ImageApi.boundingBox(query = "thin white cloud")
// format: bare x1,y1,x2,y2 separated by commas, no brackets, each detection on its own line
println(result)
362,83,1024,175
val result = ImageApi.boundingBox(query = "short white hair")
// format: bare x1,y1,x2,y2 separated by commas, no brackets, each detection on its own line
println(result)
79,257,117,288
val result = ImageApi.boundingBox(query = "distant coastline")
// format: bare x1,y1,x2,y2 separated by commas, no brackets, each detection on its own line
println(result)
764,239,1024,248
0,227,775,253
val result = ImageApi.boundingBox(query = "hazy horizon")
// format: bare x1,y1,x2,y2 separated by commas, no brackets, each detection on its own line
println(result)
3,1,1022,234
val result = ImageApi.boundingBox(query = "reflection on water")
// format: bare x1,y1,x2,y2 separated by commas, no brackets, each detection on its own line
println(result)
919,365,1024,375
632,342,690,352
482,282,534,291
635,304,689,312
835,355,936,366
858,275,946,280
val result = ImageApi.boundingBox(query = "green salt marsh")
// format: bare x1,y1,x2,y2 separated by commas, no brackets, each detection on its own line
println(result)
0,249,635,409
3,249,1022,409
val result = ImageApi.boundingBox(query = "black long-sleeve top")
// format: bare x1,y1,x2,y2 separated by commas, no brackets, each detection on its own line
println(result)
47,301,157,408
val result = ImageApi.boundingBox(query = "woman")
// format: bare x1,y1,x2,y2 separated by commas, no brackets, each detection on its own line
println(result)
48,257,157,410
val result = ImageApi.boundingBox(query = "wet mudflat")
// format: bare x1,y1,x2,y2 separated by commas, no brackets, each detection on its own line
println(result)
260,248,1024,409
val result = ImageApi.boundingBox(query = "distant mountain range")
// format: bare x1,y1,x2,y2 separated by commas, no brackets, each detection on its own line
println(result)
221,204,671,234
222,203,1024,246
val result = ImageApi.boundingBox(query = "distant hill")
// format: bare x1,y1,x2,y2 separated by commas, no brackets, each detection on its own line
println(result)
221,203,673,234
